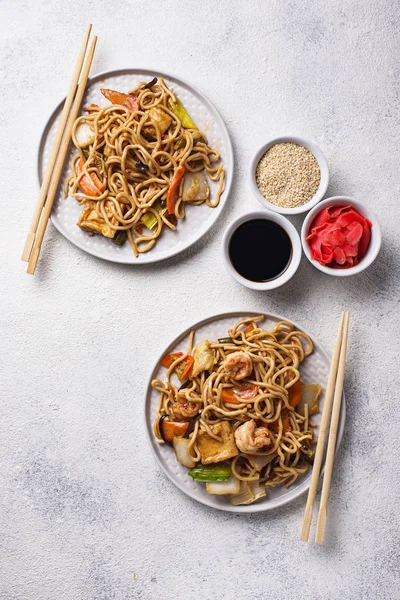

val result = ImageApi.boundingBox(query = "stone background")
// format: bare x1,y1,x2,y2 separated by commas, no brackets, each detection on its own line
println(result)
1,1,399,598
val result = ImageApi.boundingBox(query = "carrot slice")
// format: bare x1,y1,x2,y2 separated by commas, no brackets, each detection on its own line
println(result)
100,88,139,112
161,420,188,442
288,379,302,408
160,352,183,368
181,356,194,380
76,158,105,197
244,323,256,334
167,166,186,215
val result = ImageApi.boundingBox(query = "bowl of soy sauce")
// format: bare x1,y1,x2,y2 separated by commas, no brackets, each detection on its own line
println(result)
222,211,302,290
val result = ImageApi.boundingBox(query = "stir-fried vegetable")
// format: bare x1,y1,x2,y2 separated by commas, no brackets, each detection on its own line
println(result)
167,166,186,215
288,379,303,408
218,337,234,344
148,106,173,134
135,159,148,174
189,464,231,482
173,437,196,468
180,356,194,380
111,230,128,246
160,351,193,381
143,77,157,90
158,415,188,445
169,96,198,129
298,383,322,416
179,379,193,392
182,172,210,202
244,323,256,334
206,474,240,495
75,121,95,148
246,452,276,471
230,480,267,506
100,88,139,112
76,158,106,197
160,352,183,368
192,340,214,378
141,202,168,231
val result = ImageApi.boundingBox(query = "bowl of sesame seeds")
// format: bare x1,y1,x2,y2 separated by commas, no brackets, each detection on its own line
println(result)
250,136,329,215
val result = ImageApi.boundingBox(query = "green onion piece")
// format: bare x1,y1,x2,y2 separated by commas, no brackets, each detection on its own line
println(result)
169,96,198,129
189,464,231,482
141,203,168,231
111,230,128,246
218,337,234,344
141,212,158,230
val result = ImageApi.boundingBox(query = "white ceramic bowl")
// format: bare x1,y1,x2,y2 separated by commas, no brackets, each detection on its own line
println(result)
301,196,381,276
250,136,329,215
222,210,302,290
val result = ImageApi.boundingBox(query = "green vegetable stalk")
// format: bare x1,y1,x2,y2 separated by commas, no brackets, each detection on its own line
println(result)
169,96,198,129
189,464,231,482
111,230,128,246
141,202,168,230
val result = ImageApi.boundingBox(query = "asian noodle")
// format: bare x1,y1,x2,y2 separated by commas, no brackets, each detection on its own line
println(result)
152,316,320,503
65,77,224,255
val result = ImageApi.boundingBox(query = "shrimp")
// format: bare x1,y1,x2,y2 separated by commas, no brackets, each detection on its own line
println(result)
170,400,199,421
223,351,253,380
234,419,271,454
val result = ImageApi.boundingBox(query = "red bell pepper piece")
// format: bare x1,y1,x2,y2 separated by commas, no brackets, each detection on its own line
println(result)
167,166,186,215
100,88,139,112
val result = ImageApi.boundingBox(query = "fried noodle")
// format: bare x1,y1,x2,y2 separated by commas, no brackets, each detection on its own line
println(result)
65,78,224,256
152,316,318,496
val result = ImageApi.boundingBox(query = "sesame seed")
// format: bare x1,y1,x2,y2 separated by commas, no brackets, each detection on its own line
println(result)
255,143,321,208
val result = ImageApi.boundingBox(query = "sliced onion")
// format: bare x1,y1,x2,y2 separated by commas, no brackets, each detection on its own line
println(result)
298,384,322,416
230,480,267,506
246,452,276,471
192,340,214,378
172,437,195,468
182,172,210,202
206,475,240,495
75,121,95,148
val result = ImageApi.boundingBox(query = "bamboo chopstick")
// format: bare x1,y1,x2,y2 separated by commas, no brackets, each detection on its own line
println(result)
300,311,345,542
27,34,97,275
21,24,92,262
315,311,349,544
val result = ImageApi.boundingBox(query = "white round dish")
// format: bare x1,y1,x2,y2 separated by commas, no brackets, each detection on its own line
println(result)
301,196,381,276
222,210,302,290
249,136,329,215
38,68,233,264
145,311,346,513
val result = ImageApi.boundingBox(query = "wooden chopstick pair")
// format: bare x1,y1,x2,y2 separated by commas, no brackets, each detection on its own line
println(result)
300,311,350,544
22,24,97,275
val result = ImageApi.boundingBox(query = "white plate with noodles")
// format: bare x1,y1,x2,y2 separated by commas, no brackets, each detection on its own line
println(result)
145,312,345,513
38,69,233,264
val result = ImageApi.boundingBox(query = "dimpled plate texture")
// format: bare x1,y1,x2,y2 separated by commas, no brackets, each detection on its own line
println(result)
38,69,233,264
145,312,346,513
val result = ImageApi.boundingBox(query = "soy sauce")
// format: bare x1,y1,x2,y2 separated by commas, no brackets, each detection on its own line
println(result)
229,219,292,282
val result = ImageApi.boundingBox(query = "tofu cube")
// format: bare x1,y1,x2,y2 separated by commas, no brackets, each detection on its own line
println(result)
148,106,172,134
77,201,117,239
197,421,239,464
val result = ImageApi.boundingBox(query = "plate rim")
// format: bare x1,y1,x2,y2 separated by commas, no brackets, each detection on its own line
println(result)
38,67,234,264
144,311,346,513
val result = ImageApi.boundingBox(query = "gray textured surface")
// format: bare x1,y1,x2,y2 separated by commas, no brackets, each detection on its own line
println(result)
1,1,400,599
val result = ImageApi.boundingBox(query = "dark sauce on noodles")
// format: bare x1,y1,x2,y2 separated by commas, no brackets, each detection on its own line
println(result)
229,219,292,282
